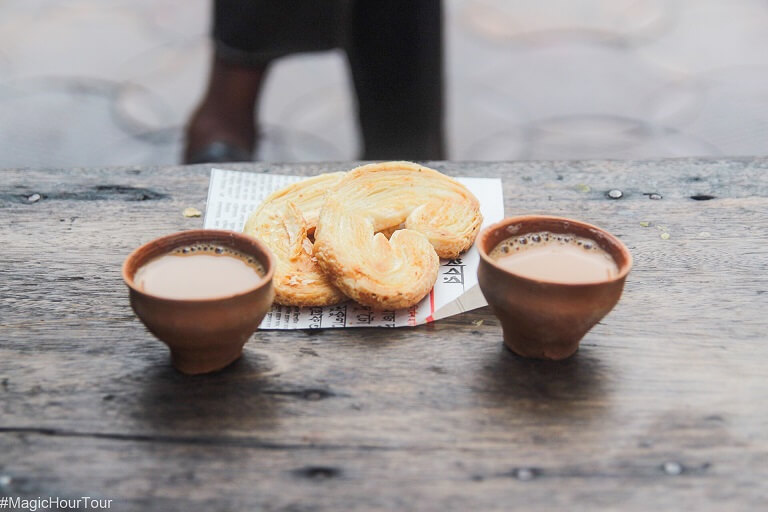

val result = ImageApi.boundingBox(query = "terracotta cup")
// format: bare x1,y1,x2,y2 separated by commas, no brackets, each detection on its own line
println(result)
477,216,632,360
122,230,275,375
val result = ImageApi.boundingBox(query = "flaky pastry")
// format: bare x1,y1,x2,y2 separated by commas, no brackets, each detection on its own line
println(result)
243,172,347,306
313,161,482,309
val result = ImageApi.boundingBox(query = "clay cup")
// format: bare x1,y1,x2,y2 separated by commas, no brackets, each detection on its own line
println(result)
477,216,632,360
122,230,275,374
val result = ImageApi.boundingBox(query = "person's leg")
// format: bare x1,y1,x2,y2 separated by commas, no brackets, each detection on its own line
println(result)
183,57,267,163
184,0,274,163
346,0,445,160
184,0,350,163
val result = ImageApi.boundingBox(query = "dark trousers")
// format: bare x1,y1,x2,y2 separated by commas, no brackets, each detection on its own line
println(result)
212,0,444,160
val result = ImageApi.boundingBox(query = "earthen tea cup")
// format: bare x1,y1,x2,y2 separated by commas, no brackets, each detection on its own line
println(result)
477,216,632,360
122,230,275,374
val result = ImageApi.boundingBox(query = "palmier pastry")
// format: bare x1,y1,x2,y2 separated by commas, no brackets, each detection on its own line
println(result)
243,172,347,306
313,161,482,309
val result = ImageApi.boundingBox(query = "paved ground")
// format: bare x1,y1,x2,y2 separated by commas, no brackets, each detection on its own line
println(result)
1,0,767,167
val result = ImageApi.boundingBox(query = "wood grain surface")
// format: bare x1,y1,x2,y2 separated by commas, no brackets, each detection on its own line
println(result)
1,160,767,511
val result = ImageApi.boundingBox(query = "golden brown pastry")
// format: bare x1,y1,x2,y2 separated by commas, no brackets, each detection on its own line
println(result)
243,172,347,306
313,161,482,309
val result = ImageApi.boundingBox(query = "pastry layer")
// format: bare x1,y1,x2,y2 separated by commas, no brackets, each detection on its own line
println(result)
243,172,347,306
314,162,482,309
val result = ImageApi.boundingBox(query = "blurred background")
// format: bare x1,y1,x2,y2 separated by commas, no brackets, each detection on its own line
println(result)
0,0,767,167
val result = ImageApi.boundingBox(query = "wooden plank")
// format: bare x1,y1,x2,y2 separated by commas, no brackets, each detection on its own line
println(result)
1,434,765,511
1,159,767,510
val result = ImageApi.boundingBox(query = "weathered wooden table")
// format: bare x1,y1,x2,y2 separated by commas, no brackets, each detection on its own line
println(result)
1,160,767,511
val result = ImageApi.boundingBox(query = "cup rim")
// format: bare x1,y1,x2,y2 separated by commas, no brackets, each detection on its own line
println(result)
477,215,633,287
122,229,275,303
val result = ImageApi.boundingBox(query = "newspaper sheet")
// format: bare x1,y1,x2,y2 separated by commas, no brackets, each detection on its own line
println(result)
204,168,504,329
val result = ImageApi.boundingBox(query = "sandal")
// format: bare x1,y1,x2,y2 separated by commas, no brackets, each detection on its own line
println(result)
184,141,253,164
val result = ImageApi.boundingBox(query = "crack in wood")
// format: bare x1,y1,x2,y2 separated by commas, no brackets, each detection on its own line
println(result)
291,466,343,480
482,462,713,480
262,389,339,400
1,185,168,203
0,427,392,451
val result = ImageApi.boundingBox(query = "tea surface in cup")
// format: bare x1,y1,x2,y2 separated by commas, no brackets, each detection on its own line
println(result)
134,243,266,300
489,231,618,284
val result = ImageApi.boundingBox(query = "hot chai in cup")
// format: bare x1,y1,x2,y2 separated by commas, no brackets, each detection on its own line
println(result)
133,243,266,299
123,230,275,375
477,216,632,360
488,232,619,284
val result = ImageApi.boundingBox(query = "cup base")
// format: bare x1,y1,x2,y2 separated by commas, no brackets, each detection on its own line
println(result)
503,337,580,361
170,346,244,375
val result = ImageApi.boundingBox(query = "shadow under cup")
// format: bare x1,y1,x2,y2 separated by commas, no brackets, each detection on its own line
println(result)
477,216,632,360
122,230,275,375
